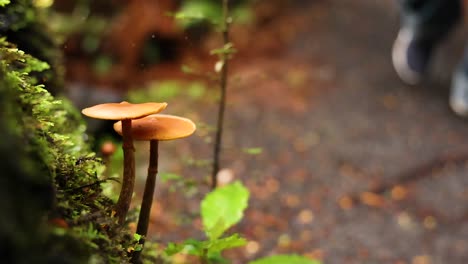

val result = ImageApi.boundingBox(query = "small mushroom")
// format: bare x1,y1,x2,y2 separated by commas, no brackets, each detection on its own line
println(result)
100,141,117,178
82,101,167,225
113,114,196,261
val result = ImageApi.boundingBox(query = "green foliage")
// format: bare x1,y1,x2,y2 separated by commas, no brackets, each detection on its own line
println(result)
0,0,10,7
176,0,222,27
165,233,246,261
93,54,114,75
47,2,109,46
202,181,249,240
0,0,36,31
1,0,65,95
127,80,210,102
206,233,247,254
210,42,237,57
181,64,194,74
242,147,263,155
231,4,253,24
160,172,198,196
249,255,321,264
175,0,253,29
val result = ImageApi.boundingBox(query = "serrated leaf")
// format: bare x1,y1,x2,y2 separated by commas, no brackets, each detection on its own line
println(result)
249,255,321,264
207,233,247,254
201,181,249,240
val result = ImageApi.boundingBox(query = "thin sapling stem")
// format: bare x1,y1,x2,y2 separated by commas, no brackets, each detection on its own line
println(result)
211,0,231,189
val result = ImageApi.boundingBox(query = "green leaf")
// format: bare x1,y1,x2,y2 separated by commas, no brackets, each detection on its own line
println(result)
242,147,263,155
93,55,113,75
181,239,205,256
128,80,181,102
201,181,249,240
232,6,254,24
181,64,194,74
134,244,143,252
210,43,237,56
187,82,207,99
207,233,247,254
133,233,142,242
175,1,222,27
205,219,227,243
249,255,321,264
0,0,10,7
164,242,185,256
165,239,206,257
160,172,182,183
207,252,229,264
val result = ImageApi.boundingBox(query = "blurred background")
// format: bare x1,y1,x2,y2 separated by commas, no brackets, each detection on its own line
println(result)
25,0,468,263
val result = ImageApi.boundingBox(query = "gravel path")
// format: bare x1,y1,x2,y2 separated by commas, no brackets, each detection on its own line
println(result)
142,1,468,263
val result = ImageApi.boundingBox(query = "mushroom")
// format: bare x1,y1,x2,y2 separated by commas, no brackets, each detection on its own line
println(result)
113,114,196,261
82,101,167,225
100,140,117,178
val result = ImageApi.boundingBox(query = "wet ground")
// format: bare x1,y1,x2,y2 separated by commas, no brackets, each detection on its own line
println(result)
122,0,468,263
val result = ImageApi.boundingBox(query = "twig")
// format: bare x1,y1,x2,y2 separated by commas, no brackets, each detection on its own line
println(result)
347,150,468,204
371,150,468,195
61,177,121,193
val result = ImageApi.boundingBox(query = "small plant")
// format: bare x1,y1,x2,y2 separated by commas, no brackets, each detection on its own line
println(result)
165,181,249,263
162,181,321,264
174,0,236,189
210,0,235,189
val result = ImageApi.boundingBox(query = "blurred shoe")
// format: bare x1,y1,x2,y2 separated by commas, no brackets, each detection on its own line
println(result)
450,69,468,117
392,28,434,85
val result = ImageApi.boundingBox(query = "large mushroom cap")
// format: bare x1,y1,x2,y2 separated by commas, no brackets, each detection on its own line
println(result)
113,114,196,141
82,101,167,120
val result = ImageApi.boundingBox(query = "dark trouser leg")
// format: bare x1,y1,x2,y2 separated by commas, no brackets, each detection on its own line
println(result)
399,0,461,42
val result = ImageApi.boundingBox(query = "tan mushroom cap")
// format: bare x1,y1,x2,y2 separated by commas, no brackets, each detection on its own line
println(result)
81,101,167,120
113,114,196,141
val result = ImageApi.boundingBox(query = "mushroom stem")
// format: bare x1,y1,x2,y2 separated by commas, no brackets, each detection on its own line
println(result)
115,119,136,225
132,139,159,263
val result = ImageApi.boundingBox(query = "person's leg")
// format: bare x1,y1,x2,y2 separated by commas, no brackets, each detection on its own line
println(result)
392,0,461,84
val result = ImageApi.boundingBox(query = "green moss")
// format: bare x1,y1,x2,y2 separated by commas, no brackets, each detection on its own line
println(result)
0,37,136,263
1,0,64,95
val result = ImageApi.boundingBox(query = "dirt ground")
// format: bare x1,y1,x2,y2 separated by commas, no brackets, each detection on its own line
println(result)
94,0,468,263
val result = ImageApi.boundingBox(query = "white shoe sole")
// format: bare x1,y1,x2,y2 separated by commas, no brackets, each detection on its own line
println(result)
450,71,468,117
392,28,422,85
